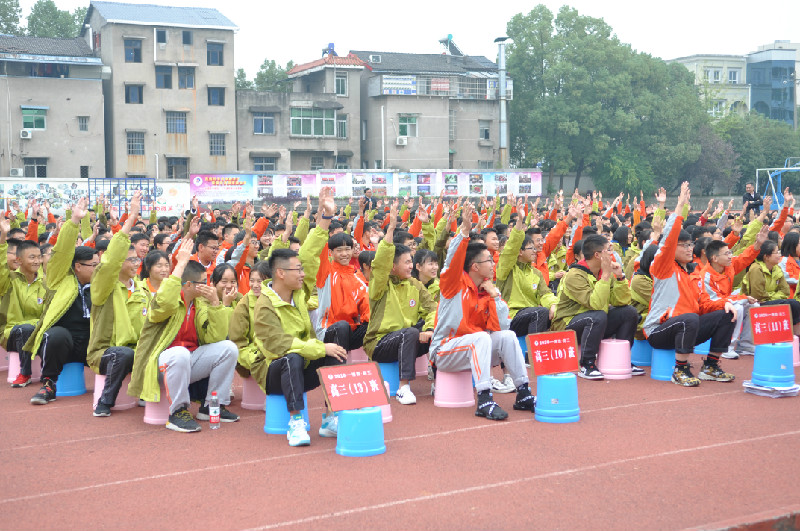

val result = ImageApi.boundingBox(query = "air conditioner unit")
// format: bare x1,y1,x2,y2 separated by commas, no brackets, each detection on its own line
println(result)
20,129,33,139
396,136,408,146
10,168,23,177
369,54,381,63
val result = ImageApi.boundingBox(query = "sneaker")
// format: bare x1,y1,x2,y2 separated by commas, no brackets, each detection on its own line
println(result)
671,365,700,387
287,416,311,446
631,364,645,376
197,405,240,422
578,362,604,380
491,374,516,393
427,365,435,381
138,399,146,407
166,406,201,433
319,412,338,437
30,379,56,405
395,384,417,405
513,388,537,412
698,363,735,382
475,392,508,421
93,403,112,417
721,348,739,360
11,374,32,388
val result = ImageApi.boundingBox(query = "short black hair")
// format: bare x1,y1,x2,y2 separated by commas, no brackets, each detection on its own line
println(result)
329,221,343,233
223,223,240,238
393,230,413,246
328,232,354,250
582,234,608,260
693,236,711,258
15,240,39,257
182,260,207,283
268,248,299,274
140,249,169,280
196,230,218,248
6,237,22,252
412,249,438,279
677,230,692,243
252,259,271,281
757,239,778,262
393,244,411,264
358,250,375,269
705,239,729,262
130,233,150,246
72,246,98,266
153,233,170,247
464,242,488,272
95,238,110,252
211,263,235,285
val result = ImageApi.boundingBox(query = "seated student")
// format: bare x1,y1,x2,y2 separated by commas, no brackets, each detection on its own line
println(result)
630,245,658,342
314,231,370,352
358,250,375,282
87,192,151,417
0,226,46,388
412,249,440,302
644,182,737,387
210,263,240,311
742,239,800,333
140,249,170,296
230,261,270,376
128,239,239,433
364,201,437,405
191,230,220,283
430,202,534,421
249,188,347,447
551,234,640,380
778,231,800,298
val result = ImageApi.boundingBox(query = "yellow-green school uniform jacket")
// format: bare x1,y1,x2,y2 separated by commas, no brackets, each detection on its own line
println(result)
629,272,652,340
229,291,259,371
0,243,46,348
742,260,790,302
497,228,557,319
551,262,631,331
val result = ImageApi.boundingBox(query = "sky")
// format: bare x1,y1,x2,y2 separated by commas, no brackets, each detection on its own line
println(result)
19,0,800,77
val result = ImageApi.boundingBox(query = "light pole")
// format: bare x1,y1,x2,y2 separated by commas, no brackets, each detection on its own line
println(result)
495,37,509,169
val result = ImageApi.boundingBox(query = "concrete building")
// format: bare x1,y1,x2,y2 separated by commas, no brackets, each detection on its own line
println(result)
350,49,510,171
670,54,750,117
752,41,798,129
0,35,104,178
83,1,238,179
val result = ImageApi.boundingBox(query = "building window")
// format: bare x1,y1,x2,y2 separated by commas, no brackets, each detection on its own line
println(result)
337,115,347,138
479,120,490,140
80,165,89,178
156,29,167,44
209,133,226,156
78,116,89,131
155,66,172,89
125,85,143,104
728,69,740,84
335,72,347,96
374,160,382,169
399,115,417,137
207,43,223,66
310,156,324,170
24,158,47,178
208,87,225,106
167,158,188,179
22,108,46,130
124,39,141,63
253,157,276,171
253,112,275,135
709,100,726,117
703,68,722,84
127,131,145,155
362,120,367,141
449,110,456,141
166,111,187,134
335,155,349,170
479,160,494,169
182,31,192,45
291,108,335,136
178,67,194,89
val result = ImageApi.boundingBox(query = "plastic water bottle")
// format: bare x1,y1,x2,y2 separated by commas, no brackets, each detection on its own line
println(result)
209,391,220,430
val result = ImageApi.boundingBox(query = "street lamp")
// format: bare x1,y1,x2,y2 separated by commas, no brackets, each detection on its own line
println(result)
495,37,509,169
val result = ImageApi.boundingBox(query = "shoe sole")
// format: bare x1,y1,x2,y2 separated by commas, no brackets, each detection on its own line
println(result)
30,397,55,405
395,397,417,405
93,410,111,417
288,439,311,447
196,412,240,422
721,354,739,359
577,373,604,380
697,373,735,382
11,381,33,388
671,377,700,387
475,410,508,420
165,422,201,433
318,429,337,438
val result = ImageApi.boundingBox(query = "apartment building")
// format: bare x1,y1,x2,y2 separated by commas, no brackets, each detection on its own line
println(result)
670,54,750,117
83,0,238,179
0,35,104,178
747,45,797,127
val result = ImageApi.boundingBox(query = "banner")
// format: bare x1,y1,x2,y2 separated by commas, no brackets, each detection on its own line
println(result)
190,174,256,203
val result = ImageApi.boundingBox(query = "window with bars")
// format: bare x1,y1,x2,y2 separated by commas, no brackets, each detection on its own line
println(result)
449,110,456,141
337,115,347,138
207,43,224,66
156,29,167,44
156,66,172,89
310,156,324,170
124,39,142,63
125,85,143,104
167,158,188,179
478,160,494,169
209,133,226,156
80,165,89,178
24,158,47,178
166,111,187,134
78,116,89,131
253,112,275,134
253,157,276,171
398,115,417,137
22,108,46,129
291,108,335,136
182,31,192,45
479,120,491,140
208,87,225,106
127,132,145,155
335,72,347,96
335,155,349,170
178,67,194,89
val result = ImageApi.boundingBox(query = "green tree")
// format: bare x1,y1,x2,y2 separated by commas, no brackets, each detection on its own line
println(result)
593,145,655,197
254,59,294,92
26,0,81,37
683,125,741,195
235,68,254,90
0,0,22,35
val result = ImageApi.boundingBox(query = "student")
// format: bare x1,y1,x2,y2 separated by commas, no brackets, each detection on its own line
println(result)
230,261,270,376
430,202,534,421
742,239,800,333
778,231,800,298
191,230,220,283
140,249,170,296
358,250,375,282
629,245,658,342
412,249,440,302
128,239,240,433
364,200,437,405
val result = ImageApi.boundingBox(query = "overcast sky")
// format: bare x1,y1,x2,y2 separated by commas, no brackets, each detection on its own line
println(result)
20,0,800,76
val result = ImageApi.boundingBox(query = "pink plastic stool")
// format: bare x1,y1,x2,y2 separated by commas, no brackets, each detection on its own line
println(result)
415,355,429,377
143,388,171,425
0,346,8,371
434,370,475,408
6,353,41,383
347,348,369,364
241,376,267,410
380,381,392,423
597,339,632,380
92,374,137,411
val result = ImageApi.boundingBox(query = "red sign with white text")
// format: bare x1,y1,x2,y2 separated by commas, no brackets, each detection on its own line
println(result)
526,330,580,376
317,362,389,412
749,305,793,345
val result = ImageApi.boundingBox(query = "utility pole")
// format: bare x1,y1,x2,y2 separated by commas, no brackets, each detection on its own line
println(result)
495,37,509,169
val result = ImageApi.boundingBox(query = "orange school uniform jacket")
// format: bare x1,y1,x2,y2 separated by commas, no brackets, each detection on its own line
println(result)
698,244,759,313
312,244,370,339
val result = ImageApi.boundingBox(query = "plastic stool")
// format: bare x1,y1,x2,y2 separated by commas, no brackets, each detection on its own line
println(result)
534,373,579,423
650,348,676,381
434,370,475,408
336,407,386,457
597,339,632,380
56,362,87,397
752,343,795,388
518,336,528,361
793,336,799,368
0,346,8,371
143,388,171,425
378,362,399,396
6,353,42,383
264,393,310,434
695,338,711,356
631,340,653,367
240,377,267,410
347,348,369,364
92,374,137,411
380,381,392,423
415,355,428,377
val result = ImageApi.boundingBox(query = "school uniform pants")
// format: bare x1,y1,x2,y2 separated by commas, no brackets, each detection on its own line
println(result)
8,324,35,377
371,327,429,382
323,321,368,351
265,352,345,412
646,310,736,355
565,305,638,364
97,346,135,407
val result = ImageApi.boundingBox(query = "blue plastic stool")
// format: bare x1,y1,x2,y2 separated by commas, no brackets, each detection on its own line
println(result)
695,339,711,356
650,349,675,381
534,373,579,424
336,407,386,457
518,336,528,362
378,362,399,396
56,362,87,397
631,340,653,367
752,343,796,388
263,392,310,434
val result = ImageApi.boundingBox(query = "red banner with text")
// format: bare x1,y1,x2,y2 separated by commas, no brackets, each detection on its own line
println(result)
317,362,390,412
750,305,793,345
525,330,580,376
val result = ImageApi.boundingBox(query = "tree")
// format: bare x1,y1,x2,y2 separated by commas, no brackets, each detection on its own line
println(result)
593,145,656,197
683,125,741,195
254,59,294,92
26,0,81,37
0,0,22,35
235,68,254,90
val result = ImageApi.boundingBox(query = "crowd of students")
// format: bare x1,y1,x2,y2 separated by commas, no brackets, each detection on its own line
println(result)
1,181,795,446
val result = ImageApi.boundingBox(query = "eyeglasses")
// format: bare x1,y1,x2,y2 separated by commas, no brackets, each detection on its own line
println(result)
204,246,220,252
474,258,495,265
677,243,693,249
125,257,142,264
77,262,99,268
521,246,535,251
182,280,205,286
278,267,304,273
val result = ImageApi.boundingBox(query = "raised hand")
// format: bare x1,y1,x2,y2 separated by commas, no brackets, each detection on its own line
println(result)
416,206,429,224
70,197,89,225
655,187,667,205
221,285,237,307
319,186,336,216
188,215,201,237
176,237,194,264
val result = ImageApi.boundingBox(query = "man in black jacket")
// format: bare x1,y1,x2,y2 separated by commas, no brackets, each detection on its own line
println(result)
742,182,763,216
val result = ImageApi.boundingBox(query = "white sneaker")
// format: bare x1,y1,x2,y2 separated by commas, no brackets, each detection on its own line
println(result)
287,416,310,446
491,374,515,394
318,412,338,437
721,348,739,359
395,384,417,405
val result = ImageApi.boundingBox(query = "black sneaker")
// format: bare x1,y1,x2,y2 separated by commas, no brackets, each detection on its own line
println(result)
93,403,112,417
578,362,604,380
513,386,537,412
30,378,56,405
197,404,240,422
166,406,201,433
631,364,645,376
475,392,508,421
